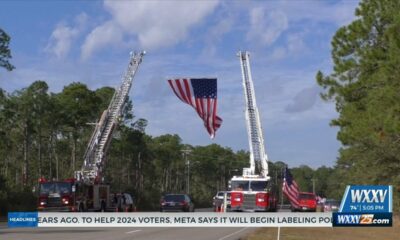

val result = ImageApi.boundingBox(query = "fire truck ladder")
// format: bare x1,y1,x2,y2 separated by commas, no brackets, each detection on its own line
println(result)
75,51,146,183
238,51,269,178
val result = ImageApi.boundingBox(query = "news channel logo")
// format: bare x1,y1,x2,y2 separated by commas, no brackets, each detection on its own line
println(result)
332,185,392,227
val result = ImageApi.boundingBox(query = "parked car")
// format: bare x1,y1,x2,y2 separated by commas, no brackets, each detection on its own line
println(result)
160,194,195,212
323,199,340,212
292,192,317,212
112,193,135,212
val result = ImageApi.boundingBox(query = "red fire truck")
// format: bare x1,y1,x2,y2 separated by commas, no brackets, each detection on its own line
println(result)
37,177,110,212
35,51,145,212
228,51,277,212
230,176,277,212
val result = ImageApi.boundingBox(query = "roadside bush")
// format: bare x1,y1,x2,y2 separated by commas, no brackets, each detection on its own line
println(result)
7,190,36,212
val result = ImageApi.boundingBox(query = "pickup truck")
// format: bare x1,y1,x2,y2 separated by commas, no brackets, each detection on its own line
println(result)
292,192,317,212
213,191,231,211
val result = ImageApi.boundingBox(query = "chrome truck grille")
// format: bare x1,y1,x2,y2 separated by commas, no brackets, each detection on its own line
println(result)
47,197,62,207
242,194,256,210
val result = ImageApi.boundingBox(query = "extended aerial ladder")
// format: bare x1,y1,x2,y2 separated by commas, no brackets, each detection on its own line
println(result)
75,51,146,184
228,51,276,212
238,50,269,179
36,51,145,212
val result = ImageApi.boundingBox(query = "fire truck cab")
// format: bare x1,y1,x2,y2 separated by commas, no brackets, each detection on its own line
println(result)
37,178,77,212
229,176,277,212
36,177,110,212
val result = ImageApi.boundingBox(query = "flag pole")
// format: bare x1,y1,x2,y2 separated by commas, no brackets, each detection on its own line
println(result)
280,166,284,210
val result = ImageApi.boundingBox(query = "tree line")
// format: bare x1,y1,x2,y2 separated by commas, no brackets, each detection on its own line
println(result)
0,80,341,212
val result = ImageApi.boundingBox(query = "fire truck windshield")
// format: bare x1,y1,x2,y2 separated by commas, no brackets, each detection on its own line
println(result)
250,181,267,191
40,182,72,195
231,181,249,191
231,180,268,191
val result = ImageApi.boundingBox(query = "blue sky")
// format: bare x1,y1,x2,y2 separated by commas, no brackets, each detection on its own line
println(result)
0,0,360,168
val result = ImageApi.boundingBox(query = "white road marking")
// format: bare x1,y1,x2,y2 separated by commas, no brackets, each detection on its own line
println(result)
126,229,142,234
218,227,248,240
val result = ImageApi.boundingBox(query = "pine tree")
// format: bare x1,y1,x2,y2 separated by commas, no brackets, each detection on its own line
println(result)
0,28,15,71
316,0,400,209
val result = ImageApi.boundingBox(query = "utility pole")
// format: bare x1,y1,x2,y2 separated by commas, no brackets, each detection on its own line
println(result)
187,158,190,194
312,178,317,194
56,143,59,180
181,149,192,195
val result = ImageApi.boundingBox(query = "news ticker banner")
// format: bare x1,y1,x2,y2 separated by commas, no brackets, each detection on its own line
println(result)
333,185,392,227
8,212,333,228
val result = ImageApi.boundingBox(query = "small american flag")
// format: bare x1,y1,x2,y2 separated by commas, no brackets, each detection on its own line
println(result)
168,78,223,138
283,167,300,208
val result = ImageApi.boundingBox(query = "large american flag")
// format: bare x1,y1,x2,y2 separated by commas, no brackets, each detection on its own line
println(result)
168,78,223,138
282,167,300,208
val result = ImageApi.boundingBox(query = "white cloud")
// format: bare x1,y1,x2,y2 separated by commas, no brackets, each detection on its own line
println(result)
81,0,219,59
201,16,234,56
45,13,88,59
247,8,288,46
331,2,359,26
244,0,358,58
285,86,320,113
269,32,307,60
287,33,306,53
270,47,287,60
81,21,123,60
277,0,358,26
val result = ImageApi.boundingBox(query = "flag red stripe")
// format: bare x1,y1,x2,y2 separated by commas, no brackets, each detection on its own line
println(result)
206,98,212,135
168,80,185,103
285,188,299,204
183,79,194,106
195,98,202,118
199,98,205,118
283,185,299,207
286,182,299,198
212,99,217,136
176,80,190,104
283,182,298,200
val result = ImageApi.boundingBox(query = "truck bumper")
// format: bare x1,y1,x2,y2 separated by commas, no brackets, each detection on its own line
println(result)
294,206,316,212
230,204,270,212
38,206,75,212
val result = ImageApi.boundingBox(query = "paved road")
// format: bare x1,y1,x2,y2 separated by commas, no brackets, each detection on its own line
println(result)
1,226,256,240
0,208,290,240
